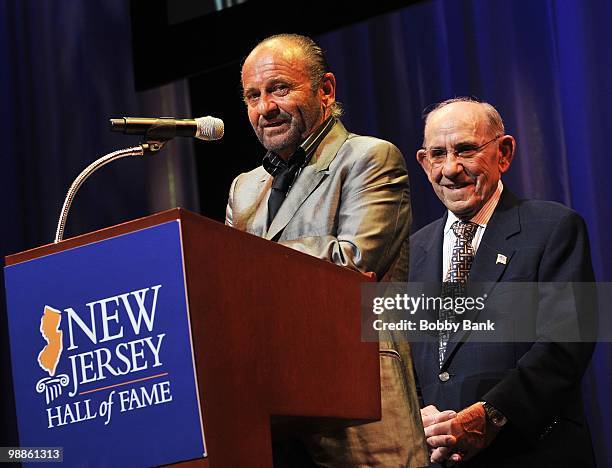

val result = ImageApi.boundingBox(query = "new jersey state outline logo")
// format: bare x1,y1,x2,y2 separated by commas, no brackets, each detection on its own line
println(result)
36,306,69,405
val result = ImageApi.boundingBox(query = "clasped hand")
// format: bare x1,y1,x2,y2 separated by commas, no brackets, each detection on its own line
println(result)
421,403,499,465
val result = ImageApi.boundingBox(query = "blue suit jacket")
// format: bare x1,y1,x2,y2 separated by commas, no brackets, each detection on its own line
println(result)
409,190,596,467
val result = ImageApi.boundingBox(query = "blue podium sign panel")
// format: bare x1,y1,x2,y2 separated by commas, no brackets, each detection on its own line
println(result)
4,221,206,467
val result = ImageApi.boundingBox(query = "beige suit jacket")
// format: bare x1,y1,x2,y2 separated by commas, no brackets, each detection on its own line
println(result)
226,121,428,467
226,121,409,282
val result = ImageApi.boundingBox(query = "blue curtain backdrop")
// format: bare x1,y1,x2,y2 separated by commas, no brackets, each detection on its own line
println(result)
317,0,611,465
1,0,610,465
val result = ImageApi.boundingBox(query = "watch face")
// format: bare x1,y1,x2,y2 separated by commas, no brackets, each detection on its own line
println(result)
483,402,507,427
492,415,505,426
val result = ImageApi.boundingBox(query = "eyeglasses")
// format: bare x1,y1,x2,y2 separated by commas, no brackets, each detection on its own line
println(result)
423,135,501,165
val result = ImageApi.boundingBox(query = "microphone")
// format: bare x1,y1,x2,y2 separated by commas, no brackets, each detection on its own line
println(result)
109,116,224,141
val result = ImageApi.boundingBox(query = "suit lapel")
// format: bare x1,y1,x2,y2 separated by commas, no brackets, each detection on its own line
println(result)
265,121,349,241
411,215,446,282
442,190,521,369
469,189,521,290
410,216,445,372
245,172,272,237
411,216,446,335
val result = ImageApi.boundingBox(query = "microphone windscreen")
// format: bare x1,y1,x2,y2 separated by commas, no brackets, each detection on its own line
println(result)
195,116,224,141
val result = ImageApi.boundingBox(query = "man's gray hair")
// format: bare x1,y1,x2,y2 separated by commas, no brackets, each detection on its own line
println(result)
255,33,343,118
423,97,505,140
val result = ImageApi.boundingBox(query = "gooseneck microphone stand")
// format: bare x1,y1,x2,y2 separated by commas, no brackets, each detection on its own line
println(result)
54,140,166,243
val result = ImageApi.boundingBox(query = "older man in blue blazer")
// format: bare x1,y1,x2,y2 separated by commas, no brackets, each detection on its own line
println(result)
410,97,596,467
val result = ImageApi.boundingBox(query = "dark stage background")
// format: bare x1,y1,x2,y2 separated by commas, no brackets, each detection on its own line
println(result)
1,0,611,465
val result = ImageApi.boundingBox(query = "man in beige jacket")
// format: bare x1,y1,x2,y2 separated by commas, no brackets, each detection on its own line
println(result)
226,33,427,467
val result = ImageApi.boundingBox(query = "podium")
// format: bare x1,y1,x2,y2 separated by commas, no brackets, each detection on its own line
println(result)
4,209,380,467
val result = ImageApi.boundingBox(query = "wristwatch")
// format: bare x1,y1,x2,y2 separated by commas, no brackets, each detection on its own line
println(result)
481,401,508,427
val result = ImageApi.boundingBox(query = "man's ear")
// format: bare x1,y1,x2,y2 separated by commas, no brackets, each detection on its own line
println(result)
498,135,516,173
319,72,336,109
416,148,429,173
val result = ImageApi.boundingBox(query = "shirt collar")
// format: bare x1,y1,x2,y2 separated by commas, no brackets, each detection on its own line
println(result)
444,180,504,234
300,115,336,158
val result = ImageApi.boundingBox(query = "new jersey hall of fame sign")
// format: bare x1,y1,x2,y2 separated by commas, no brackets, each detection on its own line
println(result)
4,221,206,467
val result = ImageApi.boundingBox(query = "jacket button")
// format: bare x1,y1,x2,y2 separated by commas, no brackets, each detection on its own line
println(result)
438,371,450,382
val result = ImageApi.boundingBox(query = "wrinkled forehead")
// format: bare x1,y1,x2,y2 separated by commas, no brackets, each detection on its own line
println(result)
242,40,306,84
424,102,491,145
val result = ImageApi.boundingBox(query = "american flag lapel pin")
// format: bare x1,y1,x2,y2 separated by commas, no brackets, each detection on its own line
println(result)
496,254,507,265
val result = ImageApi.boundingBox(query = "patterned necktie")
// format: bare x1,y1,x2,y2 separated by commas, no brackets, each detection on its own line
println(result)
266,149,306,228
439,221,479,367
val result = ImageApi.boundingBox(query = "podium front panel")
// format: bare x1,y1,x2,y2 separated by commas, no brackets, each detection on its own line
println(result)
4,221,206,467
